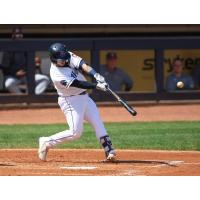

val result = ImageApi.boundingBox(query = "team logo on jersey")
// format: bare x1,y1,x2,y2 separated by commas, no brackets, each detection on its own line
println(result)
71,71,77,78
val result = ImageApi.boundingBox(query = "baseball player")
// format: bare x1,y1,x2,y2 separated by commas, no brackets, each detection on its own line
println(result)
38,43,116,162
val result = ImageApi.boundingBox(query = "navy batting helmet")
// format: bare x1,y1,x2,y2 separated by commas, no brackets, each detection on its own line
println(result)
49,43,71,63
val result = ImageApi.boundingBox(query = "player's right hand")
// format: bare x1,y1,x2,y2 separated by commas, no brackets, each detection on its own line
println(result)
96,82,108,91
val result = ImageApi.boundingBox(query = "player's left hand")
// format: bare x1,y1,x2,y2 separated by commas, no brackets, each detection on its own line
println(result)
96,82,108,91
94,73,105,83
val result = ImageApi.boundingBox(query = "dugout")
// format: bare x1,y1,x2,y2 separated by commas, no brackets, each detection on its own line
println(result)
0,25,200,105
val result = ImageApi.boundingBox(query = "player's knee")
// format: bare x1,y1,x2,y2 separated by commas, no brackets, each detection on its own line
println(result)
74,130,82,139
71,127,83,139
5,78,17,89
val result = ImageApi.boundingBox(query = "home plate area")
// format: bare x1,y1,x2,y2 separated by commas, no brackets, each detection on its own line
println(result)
0,149,199,176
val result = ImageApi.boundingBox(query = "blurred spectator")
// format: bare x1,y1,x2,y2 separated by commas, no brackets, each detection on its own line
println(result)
166,59,194,92
1,27,50,95
35,57,43,74
192,65,200,89
100,52,133,91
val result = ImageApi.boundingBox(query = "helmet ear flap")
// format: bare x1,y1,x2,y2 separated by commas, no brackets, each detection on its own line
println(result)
49,52,57,63
65,52,71,64
50,56,57,64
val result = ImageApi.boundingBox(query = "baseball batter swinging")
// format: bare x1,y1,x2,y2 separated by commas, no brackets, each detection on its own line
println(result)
38,43,116,162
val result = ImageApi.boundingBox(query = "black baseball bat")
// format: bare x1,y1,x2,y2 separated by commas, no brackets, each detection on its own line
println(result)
107,87,137,116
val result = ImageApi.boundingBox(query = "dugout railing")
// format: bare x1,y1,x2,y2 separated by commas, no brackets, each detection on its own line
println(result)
0,37,200,104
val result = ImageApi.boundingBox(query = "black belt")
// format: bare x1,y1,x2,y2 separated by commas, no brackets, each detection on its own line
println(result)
59,91,87,98
79,91,87,96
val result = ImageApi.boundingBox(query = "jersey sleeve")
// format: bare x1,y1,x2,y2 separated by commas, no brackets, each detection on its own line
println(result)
69,51,84,69
60,78,75,88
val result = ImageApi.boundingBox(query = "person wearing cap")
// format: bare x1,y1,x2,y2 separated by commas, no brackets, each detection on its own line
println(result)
166,59,195,92
99,52,133,91
1,27,50,95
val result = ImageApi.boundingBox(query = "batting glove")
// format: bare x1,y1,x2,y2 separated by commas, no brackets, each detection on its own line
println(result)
96,82,108,91
94,73,105,83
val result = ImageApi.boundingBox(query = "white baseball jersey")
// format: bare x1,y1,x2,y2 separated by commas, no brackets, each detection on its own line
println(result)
50,51,87,97
39,50,110,156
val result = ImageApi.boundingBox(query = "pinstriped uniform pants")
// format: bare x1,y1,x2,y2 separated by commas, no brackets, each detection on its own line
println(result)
46,94,107,147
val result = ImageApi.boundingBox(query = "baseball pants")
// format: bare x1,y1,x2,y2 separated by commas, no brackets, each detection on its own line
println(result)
44,94,108,147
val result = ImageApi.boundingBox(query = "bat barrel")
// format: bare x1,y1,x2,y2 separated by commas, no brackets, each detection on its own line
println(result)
132,110,137,116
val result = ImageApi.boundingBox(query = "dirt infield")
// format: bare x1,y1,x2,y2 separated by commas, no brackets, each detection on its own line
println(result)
0,149,199,176
0,104,199,176
0,104,200,124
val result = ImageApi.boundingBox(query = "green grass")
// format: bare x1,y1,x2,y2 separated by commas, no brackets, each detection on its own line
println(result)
0,122,200,150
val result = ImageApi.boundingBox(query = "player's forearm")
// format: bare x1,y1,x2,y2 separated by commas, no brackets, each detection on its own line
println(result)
71,79,97,89
71,79,107,91
81,63,97,77
81,63,106,84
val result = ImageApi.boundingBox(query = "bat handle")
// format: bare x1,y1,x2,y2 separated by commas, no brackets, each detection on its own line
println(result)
107,87,120,100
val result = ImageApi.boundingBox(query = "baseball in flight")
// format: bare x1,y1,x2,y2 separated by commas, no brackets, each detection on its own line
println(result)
177,81,184,89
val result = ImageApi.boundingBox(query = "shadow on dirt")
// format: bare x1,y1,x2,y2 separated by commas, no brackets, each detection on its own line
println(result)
48,159,178,167
0,163,15,167
103,160,176,167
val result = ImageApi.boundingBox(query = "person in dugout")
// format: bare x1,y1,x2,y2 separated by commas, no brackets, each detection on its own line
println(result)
1,27,50,95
